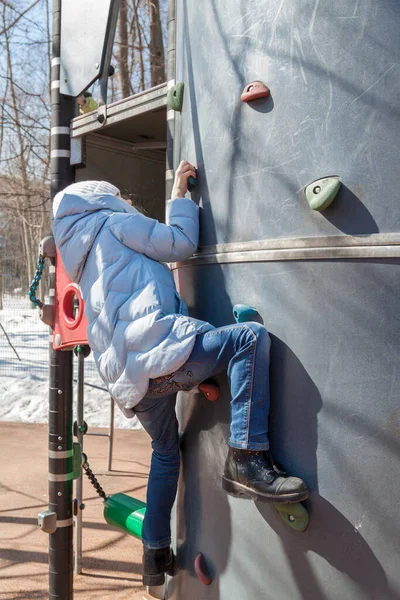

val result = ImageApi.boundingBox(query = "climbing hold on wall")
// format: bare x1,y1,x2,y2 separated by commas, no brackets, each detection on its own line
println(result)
199,382,219,402
241,81,270,103
275,502,309,533
187,176,197,191
167,82,185,112
304,176,341,211
187,169,198,192
194,553,212,585
233,304,258,323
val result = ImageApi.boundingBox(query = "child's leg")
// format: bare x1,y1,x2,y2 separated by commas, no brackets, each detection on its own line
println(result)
169,322,271,449
133,394,180,549
168,322,308,502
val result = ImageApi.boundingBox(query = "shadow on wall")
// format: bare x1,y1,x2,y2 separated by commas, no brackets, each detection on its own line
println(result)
256,493,398,600
260,335,397,600
317,183,379,235
268,334,322,491
171,378,232,600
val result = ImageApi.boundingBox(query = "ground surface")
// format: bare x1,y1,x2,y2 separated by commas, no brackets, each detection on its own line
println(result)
0,422,153,599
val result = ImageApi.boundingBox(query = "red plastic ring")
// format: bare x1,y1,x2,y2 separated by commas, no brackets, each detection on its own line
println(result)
61,283,84,330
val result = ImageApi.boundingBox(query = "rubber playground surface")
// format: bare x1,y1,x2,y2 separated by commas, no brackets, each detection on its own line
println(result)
0,422,153,599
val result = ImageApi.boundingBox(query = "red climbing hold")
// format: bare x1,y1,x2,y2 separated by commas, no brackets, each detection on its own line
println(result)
194,553,212,585
199,382,219,402
241,81,270,103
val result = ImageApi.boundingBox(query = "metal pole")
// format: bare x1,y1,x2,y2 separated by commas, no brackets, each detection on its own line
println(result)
166,0,176,201
49,1,76,598
107,398,115,472
74,349,85,575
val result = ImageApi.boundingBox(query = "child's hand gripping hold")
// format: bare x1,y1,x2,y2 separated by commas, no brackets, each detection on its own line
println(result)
171,160,197,200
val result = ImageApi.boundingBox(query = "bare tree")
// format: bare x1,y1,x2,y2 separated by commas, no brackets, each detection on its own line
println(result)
0,0,51,303
0,0,168,311
110,0,167,101
117,0,132,98
148,0,165,86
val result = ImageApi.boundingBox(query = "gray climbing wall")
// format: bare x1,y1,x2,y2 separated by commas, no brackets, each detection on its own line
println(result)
169,1,400,599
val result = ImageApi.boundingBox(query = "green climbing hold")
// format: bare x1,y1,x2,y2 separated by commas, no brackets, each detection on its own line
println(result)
305,176,341,211
275,501,309,532
167,82,185,112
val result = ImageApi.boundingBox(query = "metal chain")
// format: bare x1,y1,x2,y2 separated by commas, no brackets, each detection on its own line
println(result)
28,255,45,308
81,454,109,501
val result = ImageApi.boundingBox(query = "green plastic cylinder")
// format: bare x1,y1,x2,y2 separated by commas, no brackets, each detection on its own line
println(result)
103,493,146,539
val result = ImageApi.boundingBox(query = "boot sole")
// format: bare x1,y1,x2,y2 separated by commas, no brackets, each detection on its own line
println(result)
222,476,309,504
143,572,165,586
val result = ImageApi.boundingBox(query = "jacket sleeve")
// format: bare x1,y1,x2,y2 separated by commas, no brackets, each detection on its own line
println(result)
107,198,199,262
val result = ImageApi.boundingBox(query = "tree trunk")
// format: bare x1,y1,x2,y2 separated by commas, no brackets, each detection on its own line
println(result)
3,5,34,286
148,0,165,87
132,1,145,90
117,0,131,98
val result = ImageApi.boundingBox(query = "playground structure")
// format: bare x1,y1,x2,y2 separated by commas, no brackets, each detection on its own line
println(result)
33,0,400,599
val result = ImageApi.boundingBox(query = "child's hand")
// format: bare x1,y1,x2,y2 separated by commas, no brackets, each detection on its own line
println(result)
171,160,197,199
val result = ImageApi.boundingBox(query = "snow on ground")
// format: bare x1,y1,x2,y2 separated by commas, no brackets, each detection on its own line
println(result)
0,296,140,429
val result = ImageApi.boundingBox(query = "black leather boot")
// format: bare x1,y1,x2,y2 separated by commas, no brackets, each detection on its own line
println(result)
142,546,176,586
222,447,309,503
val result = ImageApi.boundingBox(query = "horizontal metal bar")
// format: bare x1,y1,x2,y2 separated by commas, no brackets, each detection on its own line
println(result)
200,233,400,254
71,83,167,138
172,234,400,269
86,432,110,438
73,378,107,392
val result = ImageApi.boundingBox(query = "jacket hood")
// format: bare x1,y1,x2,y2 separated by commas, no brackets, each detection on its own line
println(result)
52,188,137,282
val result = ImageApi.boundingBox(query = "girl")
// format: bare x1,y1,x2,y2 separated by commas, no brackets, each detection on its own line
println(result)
53,161,308,586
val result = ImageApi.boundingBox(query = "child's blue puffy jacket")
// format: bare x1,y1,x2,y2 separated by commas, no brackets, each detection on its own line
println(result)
52,185,213,417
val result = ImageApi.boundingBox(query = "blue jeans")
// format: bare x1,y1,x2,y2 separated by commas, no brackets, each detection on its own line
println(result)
133,322,271,549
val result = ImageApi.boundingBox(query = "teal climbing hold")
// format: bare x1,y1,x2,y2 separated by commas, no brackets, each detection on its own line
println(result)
233,304,258,323
188,172,197,191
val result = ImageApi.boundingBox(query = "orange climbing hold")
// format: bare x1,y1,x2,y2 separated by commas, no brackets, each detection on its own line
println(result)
199,382,219,402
